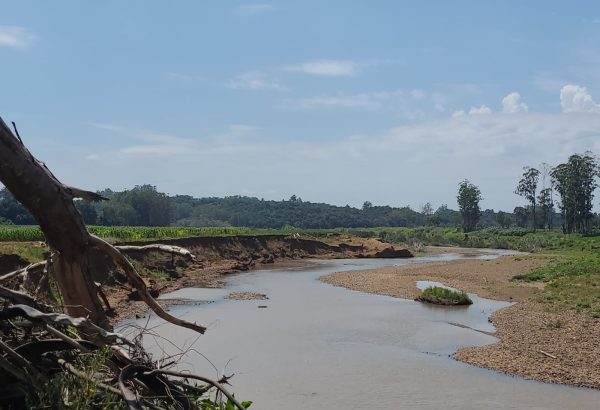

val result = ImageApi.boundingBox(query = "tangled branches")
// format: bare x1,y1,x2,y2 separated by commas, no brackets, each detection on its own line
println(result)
0,303,249,409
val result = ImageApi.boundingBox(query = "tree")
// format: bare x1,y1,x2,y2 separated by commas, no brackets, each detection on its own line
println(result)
537,188,554,230
551,153,598,233
496,210,511,228
457,180,482,232
421,202,434,216
74,199,98,225
513,206,528,228
0,187,36,224
515,166,540,229
362,201,373,210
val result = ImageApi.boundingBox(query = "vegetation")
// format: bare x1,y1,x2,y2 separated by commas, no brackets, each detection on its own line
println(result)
417,286,473,305
550,152,598,234
457,180,482,232
515,166,540,228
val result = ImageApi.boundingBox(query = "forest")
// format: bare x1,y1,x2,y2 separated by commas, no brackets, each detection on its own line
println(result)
0,185,550,230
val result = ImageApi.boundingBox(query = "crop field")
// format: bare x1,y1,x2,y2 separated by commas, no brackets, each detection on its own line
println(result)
0,225,294,242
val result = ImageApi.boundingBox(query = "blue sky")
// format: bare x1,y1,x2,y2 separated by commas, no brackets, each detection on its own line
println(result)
2,1,600,212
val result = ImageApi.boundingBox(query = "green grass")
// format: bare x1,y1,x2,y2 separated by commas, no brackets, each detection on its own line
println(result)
419,286,472,305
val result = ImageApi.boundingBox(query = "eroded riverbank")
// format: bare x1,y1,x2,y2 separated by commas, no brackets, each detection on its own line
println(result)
320,249,600,389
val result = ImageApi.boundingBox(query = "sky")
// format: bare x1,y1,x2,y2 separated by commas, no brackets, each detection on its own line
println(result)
1,1,600,212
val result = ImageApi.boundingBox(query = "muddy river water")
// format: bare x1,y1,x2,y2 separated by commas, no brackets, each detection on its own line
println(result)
118,251,600,409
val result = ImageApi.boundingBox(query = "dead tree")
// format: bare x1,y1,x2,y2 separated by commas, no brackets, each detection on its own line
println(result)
0,118,205,333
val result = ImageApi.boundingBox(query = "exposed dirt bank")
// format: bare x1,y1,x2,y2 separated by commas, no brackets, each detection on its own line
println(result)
104,234,412,322
320,252,600,389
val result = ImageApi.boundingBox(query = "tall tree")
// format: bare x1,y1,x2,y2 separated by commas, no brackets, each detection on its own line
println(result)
457,180,482,232
515,166,540,229
537,188,554,230
551,152,598,233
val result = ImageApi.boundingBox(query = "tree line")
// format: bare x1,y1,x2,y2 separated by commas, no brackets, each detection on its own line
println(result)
0,184,537,230
2,151,597,232
457,151,599,233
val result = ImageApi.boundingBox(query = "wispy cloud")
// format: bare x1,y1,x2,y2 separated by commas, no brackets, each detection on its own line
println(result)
468,105,492,115
92,123,259,158
227,71,284,90
0,25,35,49
284,60,360,77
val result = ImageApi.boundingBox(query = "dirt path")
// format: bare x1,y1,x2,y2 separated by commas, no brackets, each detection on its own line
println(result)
320,250,600,389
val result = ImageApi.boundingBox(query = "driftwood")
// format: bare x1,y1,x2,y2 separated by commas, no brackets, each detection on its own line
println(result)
116,244,196,260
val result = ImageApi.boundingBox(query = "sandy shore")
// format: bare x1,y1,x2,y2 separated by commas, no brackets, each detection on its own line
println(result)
320,249,600,389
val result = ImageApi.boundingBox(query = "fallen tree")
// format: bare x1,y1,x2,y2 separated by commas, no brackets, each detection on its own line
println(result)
0,118,248,409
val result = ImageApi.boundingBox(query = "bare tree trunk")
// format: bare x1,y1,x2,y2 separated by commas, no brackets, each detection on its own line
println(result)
0,118,109,328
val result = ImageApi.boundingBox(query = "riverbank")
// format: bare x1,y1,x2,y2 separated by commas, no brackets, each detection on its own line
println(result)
320,248,600,389
105,234,412,322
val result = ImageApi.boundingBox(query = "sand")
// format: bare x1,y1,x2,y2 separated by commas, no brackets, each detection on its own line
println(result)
320,250,600,389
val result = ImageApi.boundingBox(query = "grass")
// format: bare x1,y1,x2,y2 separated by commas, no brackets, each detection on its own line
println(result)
0,242,47,262
418,286,473,305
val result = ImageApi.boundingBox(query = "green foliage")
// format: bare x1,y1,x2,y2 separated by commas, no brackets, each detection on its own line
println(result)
457,180,482,232
420,286,472,304
550,152,598,234
26,346,122,409
515,166,540,228
197,398,252,410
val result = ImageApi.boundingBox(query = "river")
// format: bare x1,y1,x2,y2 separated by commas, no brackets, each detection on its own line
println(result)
118,250,600,409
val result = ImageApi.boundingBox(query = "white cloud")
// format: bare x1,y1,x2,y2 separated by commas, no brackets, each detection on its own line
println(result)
227,72,284,90
71,113,600,212
452,110,465,118
85,154,99,161
502,92,528,113
560,84,600,113
469,105,492,115
285,60,358,77
0,25,35,49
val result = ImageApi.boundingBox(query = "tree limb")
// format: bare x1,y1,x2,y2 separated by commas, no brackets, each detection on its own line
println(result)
90,235,206,334
144,369,247,410
0,261,46,283
0,285,51,312
115,244,196,260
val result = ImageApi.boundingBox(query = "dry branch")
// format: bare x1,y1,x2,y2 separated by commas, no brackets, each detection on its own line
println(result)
0,261,45,283
0,285,51,311
145,369,247,410
91,235,207,334
116,244,196,260
0,304,128,345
